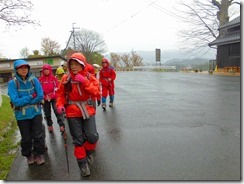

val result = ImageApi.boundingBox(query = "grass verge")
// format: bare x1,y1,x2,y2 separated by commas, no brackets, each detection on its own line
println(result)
0,95,19,180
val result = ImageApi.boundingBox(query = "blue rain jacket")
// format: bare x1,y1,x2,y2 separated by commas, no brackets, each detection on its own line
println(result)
8,59,44,120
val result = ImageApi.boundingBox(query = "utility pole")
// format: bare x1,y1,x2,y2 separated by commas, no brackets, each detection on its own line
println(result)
72,23,79,51
61,23,80,57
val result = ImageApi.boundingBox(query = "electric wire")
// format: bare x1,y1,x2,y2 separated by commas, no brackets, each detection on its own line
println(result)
102,0,158,35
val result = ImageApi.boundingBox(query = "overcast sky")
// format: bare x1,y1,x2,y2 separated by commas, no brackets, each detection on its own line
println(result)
0,0,241,59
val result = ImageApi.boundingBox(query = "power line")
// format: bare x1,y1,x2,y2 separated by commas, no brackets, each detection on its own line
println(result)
144,0,186,22
102,0,158,35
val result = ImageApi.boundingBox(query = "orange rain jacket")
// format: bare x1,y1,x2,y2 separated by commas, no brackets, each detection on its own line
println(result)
56,53,100,118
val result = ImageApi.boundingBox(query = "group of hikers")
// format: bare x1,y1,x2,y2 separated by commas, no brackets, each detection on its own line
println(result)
7,52,116,177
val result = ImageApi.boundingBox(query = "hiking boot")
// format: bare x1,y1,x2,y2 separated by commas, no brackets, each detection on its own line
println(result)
48,126,53,133
35,155,45,165
78,159,90,177
86,150,94,165
27,154,34,165
102,103,106,111
109,102,113,108
87,154,94,165
60,126,65,133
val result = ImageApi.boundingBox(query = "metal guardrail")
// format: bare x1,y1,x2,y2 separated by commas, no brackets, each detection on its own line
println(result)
133,65,176,69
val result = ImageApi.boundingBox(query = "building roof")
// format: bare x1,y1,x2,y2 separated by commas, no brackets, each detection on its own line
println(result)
0,55,67,62
208,16,240,46
209,32,240,46
219,16,240,29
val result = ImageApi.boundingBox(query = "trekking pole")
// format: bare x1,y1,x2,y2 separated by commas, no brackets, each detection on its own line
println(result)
61,110,69,174
63,130,70,174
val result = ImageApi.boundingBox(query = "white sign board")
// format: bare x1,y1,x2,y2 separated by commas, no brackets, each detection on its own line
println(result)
0,63,11,68
29,60,44,66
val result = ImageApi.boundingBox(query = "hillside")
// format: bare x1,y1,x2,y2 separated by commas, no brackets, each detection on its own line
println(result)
106,49,215,71
163,58,209,66
163,58,210,71
107,49,215,63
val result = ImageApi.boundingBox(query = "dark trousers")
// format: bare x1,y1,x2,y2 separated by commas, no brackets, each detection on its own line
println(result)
68,115,99,146
68,115,99,159
43,99,64,127
17,114,46,157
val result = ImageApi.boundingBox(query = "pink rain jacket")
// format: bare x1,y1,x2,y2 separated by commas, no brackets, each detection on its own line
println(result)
39,64,59,101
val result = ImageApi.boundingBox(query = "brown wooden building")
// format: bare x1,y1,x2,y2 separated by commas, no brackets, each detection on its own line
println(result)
209,16,240,73
0,55,67,83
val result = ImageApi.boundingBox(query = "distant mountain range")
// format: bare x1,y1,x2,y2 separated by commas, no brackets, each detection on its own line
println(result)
136,50,215,64
106,49,216,70
108,50,215,65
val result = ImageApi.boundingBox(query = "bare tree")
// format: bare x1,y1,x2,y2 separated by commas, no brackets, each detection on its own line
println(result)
0,0,39,29
74,28,107,63
212,0,240,26
176,0,240,55
131,50,143,66
111,51,144,68
41,37,61,56
121,53,131,68
19,47,29,58
110,52,122,68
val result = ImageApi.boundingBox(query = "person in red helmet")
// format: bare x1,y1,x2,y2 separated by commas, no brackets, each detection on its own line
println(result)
56,52,100,177
99,58,116,110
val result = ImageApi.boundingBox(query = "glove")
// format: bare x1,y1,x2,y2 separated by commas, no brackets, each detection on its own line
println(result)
57,106,65,114
74,74,85,83
32,92,37,98
97,100,101,106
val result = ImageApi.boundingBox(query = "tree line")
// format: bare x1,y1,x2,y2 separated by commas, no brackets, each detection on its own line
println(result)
0,0,240,65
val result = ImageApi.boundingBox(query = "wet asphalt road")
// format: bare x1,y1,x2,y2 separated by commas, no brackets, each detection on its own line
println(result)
6,72,240,181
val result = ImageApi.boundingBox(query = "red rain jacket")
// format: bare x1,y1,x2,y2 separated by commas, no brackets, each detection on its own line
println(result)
99,58,116,87
56,53,100,118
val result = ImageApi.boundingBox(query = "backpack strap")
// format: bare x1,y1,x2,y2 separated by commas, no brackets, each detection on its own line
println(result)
13,76,35,91
12,77,19,90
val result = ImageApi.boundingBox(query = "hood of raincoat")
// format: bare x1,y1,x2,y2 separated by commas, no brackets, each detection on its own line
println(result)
68,53,86,68
67,53,89,79
86,63,95,75
42,64,53,76
102,58,110,68
56,67,65,75
13,59,31,78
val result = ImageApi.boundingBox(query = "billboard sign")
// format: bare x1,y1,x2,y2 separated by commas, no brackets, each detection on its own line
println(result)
155,49,161,62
